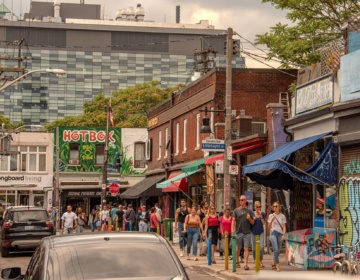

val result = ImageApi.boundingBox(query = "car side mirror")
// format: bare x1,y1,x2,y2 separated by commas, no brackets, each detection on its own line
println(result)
1,267,22,279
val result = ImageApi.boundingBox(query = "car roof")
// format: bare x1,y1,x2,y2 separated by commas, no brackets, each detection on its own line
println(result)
6,206,46,211
47,232,166,248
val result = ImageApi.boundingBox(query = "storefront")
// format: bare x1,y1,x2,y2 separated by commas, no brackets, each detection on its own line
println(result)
0,174,53,209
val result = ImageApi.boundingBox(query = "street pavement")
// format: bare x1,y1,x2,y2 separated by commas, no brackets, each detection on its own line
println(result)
169,240,335,280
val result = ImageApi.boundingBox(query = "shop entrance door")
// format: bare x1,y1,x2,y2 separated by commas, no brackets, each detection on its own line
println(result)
19,194,30,206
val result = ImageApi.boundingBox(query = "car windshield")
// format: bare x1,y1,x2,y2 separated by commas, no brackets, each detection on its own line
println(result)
48,242,182,279
13,210,48,222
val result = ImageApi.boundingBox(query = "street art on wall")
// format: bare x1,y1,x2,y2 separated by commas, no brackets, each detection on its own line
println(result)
285,228,336,270
338,177,360,247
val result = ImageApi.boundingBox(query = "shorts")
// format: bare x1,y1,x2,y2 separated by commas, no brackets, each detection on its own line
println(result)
95,221,101,227
236,233,251,249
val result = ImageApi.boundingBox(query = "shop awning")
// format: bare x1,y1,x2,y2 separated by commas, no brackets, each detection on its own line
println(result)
182,158,206,173
242,132,331,174
243,132,337,189
120,174,164,199
156,169,200,192
205,143,265,165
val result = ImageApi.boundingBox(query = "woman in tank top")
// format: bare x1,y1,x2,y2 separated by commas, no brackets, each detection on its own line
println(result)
220,208,233,259
184,207,203,261
197,200,208,225
203,206,220,264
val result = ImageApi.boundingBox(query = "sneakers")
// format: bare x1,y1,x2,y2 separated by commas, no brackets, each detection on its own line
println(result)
194,257,198,261
180,251,184,257
220,256,224,260
229,255,233,260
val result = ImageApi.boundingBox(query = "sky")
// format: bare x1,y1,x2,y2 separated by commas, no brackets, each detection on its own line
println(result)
4,0,290,68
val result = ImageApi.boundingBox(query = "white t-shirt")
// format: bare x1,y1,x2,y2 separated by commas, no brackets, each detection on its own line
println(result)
61,212,77,229
101,210,109,221
268,213,286,234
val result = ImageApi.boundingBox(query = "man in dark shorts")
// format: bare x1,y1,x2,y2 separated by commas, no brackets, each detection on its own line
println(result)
232,195,254,270
115,205,125,231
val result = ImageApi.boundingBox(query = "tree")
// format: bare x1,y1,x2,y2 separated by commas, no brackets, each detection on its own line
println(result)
45,81,183,131
256,0,360,68
0,115,24,129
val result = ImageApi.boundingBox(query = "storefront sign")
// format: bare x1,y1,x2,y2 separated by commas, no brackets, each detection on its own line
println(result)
63,190,102,197
0,174,53,187
148,116,158,128
295,74,333,115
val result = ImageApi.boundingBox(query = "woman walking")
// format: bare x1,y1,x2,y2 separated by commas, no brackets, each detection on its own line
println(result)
203,205,220,264
219,208,233,260
137,205,150,232
184,207,203,261
251,201,266,268
101,205,110,231
268,201,286,272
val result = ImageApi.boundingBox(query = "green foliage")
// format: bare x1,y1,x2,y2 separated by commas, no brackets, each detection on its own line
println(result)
45,81,183,131
0,115,24,129
256,0,360,68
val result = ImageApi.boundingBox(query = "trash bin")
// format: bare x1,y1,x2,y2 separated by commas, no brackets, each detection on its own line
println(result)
163,218,174,240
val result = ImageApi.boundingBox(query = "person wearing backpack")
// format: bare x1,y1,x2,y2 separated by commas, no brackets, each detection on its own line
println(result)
124,204,137,231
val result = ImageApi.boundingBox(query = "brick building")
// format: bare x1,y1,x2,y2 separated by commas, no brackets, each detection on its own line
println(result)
145,67,297,217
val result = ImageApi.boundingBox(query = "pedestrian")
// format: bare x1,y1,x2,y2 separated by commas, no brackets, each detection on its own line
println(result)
124,204,136,231
149,207,159,232
251,201,266,268
184,206,203,261
76,207,87,233
88,209,97,232
197,200,208,226
115,205,125,231
231,195,254,270
174,199,191,257
203,205,220,264
100,205,110,231
220,208,233,260
268,201,287,272
111,203,118,227
61,205,78,234
137,204,150,232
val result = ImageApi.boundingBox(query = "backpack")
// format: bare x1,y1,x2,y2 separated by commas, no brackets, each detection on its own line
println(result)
155,209,162,223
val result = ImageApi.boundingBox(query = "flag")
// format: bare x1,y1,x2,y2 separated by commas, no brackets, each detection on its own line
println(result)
109,106,114,127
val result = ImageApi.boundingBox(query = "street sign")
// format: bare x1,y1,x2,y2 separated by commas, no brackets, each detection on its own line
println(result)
215,160,224,174
229,165,239,175
109,183,120,196
202,139,225,151
227,146,233,160
101,183,106,190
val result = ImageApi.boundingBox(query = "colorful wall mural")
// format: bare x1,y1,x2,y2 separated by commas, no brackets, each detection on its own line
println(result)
285,228,336,270
338,177,360,247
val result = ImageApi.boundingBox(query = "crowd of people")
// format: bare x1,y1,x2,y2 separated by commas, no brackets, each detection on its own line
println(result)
59,202,163,234
174,196,286,272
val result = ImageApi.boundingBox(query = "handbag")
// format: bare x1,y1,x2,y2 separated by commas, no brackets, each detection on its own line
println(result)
180,231,187,238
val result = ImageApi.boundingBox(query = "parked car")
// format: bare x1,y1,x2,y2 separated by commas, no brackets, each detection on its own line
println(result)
1,232,189,280
0,206,55,257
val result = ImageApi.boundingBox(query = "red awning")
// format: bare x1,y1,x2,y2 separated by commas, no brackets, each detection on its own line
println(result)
162,171,189,193
205,143,265,165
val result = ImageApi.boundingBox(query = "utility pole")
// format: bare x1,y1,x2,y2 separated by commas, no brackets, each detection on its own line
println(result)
101,105,110,207
224,28,233,209
55,126,60,229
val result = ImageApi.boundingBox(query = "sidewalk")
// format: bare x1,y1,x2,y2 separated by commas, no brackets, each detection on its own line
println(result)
169,240,333,280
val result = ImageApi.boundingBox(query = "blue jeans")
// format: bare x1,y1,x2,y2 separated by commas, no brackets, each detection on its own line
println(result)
186,227,199,256
251,232,264,261
66,227,73,234
178,222,187,251
269,230,282,264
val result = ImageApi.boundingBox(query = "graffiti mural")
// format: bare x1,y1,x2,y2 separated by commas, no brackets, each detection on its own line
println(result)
285,228,336,270
338,177,360,247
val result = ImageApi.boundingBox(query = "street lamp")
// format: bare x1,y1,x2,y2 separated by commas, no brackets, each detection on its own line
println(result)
0,68,66,91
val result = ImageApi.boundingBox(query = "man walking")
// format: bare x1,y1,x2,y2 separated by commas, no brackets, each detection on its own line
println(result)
115,205,125,231
174,199,191,257
76,207,87,233
61,205,78,234
232,195,254,270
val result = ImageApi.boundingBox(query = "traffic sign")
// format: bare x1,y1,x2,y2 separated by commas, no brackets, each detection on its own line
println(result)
227,146,233,160
202,139,225,151
109,183,120,196
229,165,239,175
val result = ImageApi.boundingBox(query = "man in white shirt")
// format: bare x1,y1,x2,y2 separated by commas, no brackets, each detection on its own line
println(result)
61,205,78,234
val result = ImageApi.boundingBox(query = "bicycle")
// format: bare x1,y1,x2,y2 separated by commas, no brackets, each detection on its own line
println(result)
331,244,346,273
341,241,360,275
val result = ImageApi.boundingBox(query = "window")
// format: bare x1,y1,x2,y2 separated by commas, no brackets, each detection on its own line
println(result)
0,146,47,172
134,142,145,168
158,131,162,160
69,143,80,165
165,128,168,158
196,113,200,148
95,145,105,165
183,119,187,153
175,123,179,155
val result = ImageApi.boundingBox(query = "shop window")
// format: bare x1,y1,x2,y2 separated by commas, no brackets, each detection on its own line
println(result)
96,144,105,165
134,142,145,168
69,144,80,165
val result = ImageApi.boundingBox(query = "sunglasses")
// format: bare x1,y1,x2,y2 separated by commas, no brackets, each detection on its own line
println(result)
256,206,261,208
273,205,279,208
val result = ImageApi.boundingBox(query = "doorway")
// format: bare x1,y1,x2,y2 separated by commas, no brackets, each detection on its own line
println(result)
19,194,29,206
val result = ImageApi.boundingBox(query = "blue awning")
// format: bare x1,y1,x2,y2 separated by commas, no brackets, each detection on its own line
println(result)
242,132,331,174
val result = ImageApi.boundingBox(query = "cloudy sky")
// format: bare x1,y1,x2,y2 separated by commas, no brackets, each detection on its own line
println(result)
5,0,290,67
